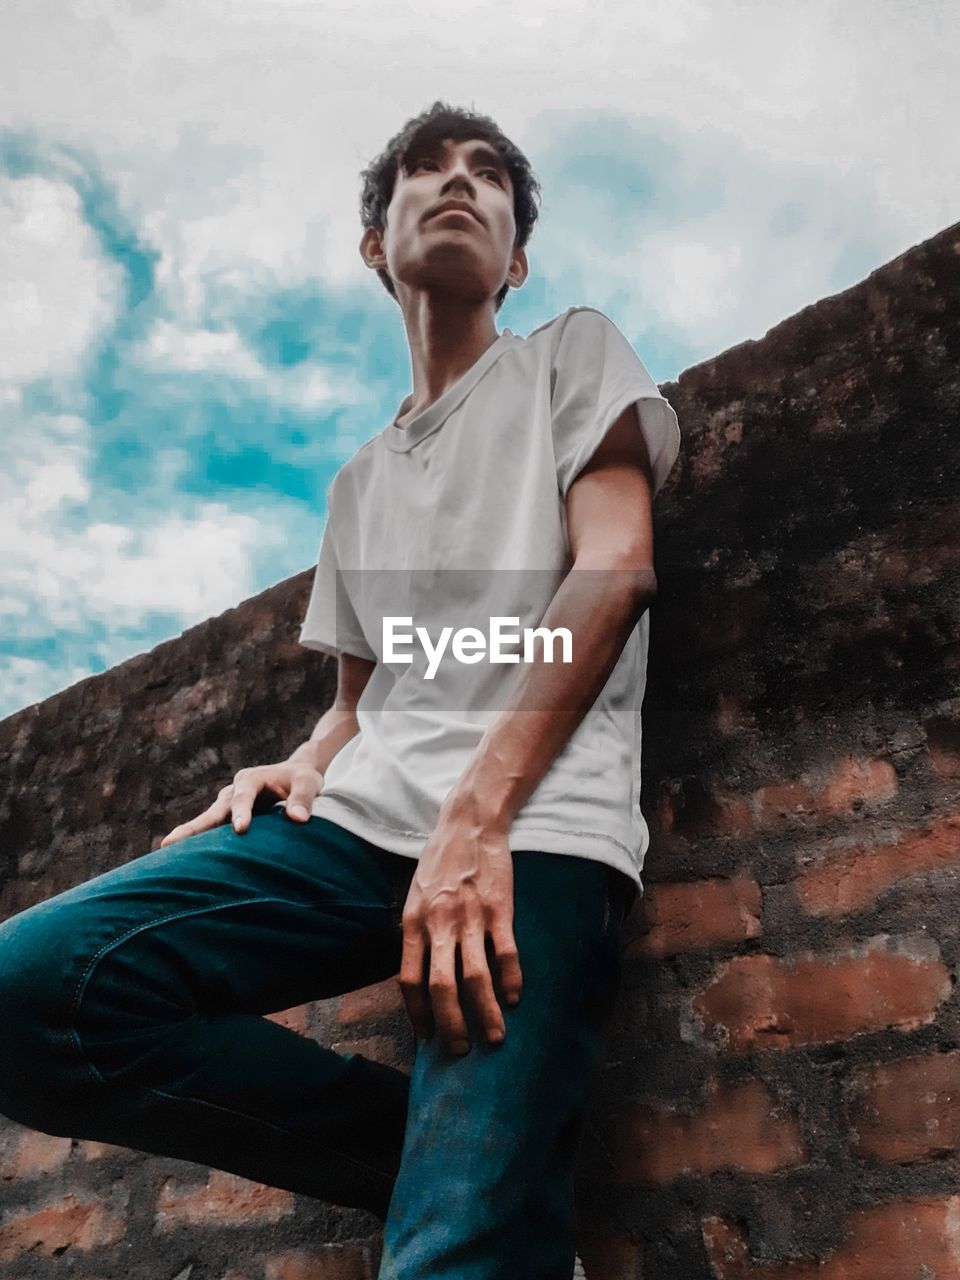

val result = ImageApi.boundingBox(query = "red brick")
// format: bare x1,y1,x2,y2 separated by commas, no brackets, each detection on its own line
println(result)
795,814,960,916
701,1193,960,1277
264,1243,374,1279
0,1129,71,1178
265,1002,314,1035
632,877,762,958
655,755,898,847
714,793,761,835
0,1194,126,1263
339,977,404,1024
154,1170,295,1232
329,1034,406,1068
755,757,896,831
716,690,759,736
817,755,897,815
926,716,960,780
654,782,754,840
76,1139,136,1162
754,780,815,828
851,1051,960,1162
612,1078,804,1186
694,939,951,1051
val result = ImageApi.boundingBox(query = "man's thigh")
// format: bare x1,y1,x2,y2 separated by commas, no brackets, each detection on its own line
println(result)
0,812,413,1100
380,850,627,1278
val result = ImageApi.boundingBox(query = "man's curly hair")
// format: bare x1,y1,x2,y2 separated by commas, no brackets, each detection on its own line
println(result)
359,100,542,313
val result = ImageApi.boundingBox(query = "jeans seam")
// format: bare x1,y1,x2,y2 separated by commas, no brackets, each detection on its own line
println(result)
67,894,394,1087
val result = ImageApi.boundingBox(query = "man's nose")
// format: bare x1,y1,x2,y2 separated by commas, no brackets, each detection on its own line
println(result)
442,165,475,192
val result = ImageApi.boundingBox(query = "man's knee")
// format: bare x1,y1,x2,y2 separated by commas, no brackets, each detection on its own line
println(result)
0,903,100,1132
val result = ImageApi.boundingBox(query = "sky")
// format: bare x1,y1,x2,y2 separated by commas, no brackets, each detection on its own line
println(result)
0,0,956,721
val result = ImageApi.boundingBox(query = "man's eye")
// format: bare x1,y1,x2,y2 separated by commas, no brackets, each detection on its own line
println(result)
408,158,501,184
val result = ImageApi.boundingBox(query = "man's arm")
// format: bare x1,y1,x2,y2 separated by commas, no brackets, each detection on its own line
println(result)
162,651,375,844
399,403,658,1053
443,401,657,830
287,651,374,776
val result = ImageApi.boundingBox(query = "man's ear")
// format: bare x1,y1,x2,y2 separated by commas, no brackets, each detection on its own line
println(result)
506,245,528,289
360,225,387,271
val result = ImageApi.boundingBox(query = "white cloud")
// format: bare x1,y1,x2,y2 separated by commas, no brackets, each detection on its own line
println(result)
0,174,124,386
0,403,320,717
0,409,278,644
1,654,96,714
25,457,91,513
134,318,370,411
72,506,267,623
2,0,953,337
142,320,264,379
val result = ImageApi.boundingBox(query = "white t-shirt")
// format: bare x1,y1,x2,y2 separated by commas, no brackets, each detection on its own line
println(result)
294,305,681,893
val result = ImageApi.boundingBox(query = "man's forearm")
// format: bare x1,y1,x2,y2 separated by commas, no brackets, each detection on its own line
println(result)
288,702,360,775
441,563,657,831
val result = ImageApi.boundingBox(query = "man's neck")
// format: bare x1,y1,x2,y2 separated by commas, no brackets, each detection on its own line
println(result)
396,299,501,425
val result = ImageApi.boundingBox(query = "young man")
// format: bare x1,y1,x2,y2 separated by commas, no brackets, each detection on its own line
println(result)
0,102,680,1279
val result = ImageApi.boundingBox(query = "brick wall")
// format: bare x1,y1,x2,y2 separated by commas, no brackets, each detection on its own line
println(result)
2,218,959,1278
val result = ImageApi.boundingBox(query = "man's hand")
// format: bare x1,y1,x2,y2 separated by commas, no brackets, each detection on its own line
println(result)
159,760,325,847
399,803,523,1055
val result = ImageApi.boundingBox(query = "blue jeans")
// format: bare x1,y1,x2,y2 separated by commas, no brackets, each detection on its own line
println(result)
0,810,636,1278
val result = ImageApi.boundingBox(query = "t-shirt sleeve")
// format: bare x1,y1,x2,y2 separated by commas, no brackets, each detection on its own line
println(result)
550,306,682,500
299,481,377,662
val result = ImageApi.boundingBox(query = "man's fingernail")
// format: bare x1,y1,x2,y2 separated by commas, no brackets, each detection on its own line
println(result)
451,1039,470,1055
507,993,520,1005
289,804,308,818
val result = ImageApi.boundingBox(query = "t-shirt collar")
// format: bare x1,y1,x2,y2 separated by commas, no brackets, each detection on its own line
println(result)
382,330,515,452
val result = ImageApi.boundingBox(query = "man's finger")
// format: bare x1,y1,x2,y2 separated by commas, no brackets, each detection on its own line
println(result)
160,828,188,848
285,777,320,821
489,917,523,1008
398,925,433,1040
160,799,229,847
427,929,471,1054
459,926,505,1046
230,787,259,833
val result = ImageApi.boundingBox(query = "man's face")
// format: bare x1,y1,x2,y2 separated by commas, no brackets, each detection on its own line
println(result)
363,134,526,306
